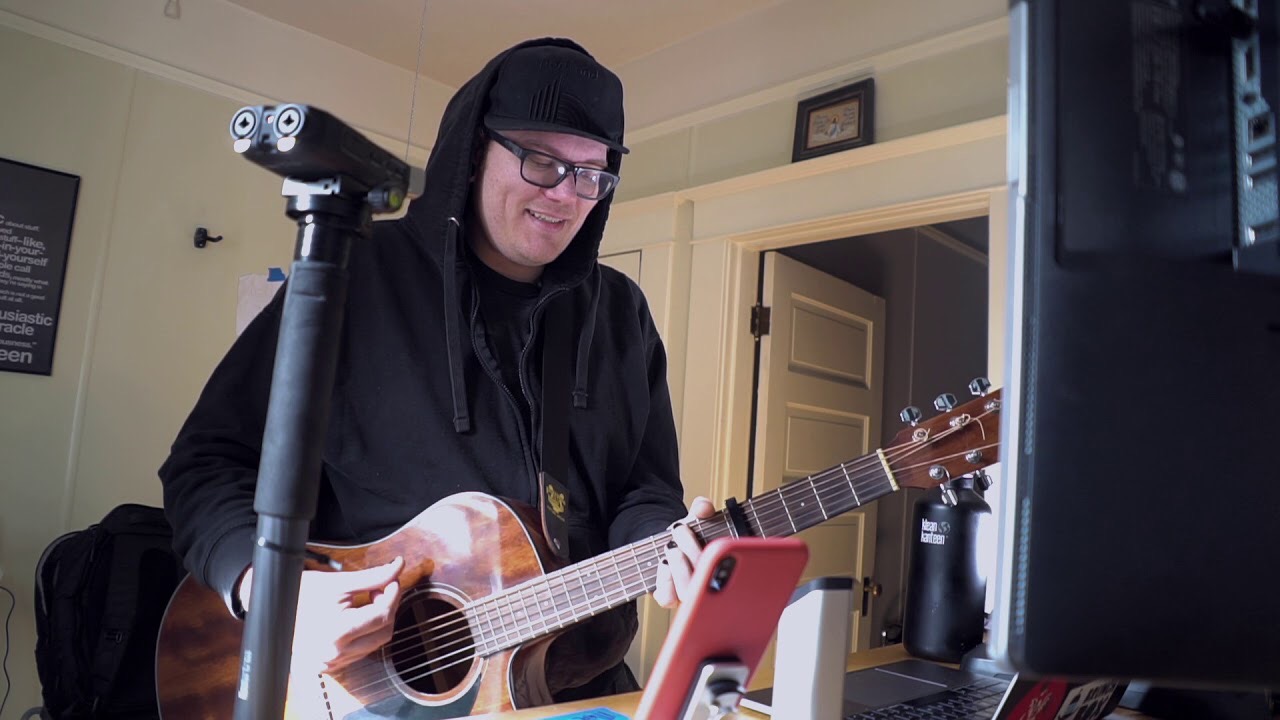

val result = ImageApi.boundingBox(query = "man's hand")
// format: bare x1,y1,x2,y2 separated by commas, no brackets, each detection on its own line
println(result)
237,556,404,674
653,497,716,608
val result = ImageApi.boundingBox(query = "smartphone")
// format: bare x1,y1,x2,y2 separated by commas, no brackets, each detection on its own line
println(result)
634,537,809,720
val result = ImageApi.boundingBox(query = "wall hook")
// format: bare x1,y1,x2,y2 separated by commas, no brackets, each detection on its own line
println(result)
194,227,223,248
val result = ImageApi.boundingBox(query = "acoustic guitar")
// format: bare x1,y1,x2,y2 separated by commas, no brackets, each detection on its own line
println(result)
155,386,1001,719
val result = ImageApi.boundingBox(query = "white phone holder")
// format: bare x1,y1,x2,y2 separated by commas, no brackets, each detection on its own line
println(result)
770,576,855,719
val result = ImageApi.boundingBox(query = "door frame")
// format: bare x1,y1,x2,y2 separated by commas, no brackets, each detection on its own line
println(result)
710,188,1007,509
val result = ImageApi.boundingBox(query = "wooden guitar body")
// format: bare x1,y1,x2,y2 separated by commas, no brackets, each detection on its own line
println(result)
156,492,561,719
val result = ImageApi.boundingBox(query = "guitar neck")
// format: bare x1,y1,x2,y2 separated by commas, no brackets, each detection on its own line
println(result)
465,450,899,654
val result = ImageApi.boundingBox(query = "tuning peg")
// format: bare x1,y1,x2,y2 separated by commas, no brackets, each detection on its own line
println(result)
933,393,958,412
973,470,993,492
900,406,923,426
969,377,992,396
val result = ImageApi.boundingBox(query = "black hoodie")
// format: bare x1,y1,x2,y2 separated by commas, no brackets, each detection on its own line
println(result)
159,38,688,700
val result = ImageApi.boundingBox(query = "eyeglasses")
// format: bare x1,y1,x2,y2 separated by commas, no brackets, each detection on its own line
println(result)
489,131,620,200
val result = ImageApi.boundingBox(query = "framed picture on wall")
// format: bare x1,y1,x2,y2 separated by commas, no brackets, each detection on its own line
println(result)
792,78,875,162
0,157,80,375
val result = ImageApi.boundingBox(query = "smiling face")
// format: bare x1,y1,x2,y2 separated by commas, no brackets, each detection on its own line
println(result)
469,129,609,283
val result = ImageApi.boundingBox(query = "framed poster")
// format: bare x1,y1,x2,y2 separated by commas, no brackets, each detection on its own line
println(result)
0,157,80,375
792,77,875,162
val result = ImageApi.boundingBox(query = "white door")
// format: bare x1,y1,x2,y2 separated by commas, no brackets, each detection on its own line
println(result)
752,251,886,679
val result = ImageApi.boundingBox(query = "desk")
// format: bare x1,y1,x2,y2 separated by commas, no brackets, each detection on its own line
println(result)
474,644,1147,719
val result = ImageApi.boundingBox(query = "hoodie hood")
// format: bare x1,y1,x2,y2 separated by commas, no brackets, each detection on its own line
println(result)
405,37,623,290
400,37,625,433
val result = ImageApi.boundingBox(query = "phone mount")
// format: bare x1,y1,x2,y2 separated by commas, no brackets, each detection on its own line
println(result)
226,104,422,720
681,660,750,720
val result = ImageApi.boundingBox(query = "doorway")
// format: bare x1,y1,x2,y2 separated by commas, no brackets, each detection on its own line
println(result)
752,216,990,656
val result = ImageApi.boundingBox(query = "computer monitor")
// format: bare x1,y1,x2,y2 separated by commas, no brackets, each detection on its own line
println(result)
993,0,1280,689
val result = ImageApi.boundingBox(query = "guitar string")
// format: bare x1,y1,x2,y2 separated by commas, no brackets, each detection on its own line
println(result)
330,440,998,702
332,410,999,699
330,406,1000,698
334,441,1003,703
352,432,916,664
343,406,998,689
331,449,905,700
368,405,998,662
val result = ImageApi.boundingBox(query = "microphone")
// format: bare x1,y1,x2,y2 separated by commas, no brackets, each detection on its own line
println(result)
230,103,421,214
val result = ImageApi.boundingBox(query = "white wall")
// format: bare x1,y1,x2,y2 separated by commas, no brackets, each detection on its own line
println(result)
1,27,136,717
0,1,452,152
616,23,1008,201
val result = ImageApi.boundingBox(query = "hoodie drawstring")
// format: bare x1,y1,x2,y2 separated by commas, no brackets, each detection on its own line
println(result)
443,217,472,433
572,267,601,409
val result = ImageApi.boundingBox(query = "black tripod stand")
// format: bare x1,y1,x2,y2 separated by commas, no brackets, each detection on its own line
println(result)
225,103,423,720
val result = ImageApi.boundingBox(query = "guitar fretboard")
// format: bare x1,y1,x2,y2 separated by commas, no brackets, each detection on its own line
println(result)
464,450,899,655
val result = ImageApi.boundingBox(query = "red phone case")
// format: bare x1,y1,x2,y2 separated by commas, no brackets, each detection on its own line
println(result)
634,536,809,720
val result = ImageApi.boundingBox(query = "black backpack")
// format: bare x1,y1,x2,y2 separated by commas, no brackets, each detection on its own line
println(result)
33,503,186,719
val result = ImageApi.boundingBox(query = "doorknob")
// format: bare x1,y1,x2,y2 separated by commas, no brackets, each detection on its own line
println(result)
861,576,882,616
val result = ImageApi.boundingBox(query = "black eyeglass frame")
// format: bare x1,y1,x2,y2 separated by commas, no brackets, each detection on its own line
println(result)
487,131,621,200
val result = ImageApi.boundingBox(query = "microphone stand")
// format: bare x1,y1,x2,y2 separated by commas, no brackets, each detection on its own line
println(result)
224,104,423,720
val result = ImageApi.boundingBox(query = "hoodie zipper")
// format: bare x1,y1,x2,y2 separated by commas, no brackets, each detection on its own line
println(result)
468,284,566,504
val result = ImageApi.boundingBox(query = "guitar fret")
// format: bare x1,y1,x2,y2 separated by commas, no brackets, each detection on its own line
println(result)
613,556,625,598
509,588,526,645
484,598,500,650
577,564,597,616
841,463,860,506
632,540,656,591
648,536,666,587
499,596,516,647
810,479,829,520
582,565,598,612
747,502,765,538
468,607,487,655
592,562,607,606
559,570,580,625
487,597,506,649
517,585,538,645
631,543,645,589
470,603,482,654
777,487,799,534
610,549,629,599
535,573,550,635
480,601,497,653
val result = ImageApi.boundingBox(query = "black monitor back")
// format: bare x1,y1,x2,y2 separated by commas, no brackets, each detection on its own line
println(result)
996,0,1280,687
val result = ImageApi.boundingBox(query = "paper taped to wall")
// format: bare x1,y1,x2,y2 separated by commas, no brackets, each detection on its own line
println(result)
236,268,284,336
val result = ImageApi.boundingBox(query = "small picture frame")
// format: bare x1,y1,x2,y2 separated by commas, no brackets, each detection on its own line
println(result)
792,78,875,162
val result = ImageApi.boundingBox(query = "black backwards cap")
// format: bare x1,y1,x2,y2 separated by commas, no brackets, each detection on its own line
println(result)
483,44,629,157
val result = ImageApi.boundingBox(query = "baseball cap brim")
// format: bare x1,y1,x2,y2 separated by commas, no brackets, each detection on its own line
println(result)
485,115,629,154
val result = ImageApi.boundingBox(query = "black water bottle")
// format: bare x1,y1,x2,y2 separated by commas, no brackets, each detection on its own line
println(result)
903,474,991,663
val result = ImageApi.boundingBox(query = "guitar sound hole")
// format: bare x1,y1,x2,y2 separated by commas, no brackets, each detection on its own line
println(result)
389,594,476,694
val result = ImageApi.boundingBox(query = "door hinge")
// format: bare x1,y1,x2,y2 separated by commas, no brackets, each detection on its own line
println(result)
750,305,771,338
861,576,882,617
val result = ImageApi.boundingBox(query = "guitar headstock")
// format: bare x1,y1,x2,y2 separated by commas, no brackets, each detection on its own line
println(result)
885,379,1002,490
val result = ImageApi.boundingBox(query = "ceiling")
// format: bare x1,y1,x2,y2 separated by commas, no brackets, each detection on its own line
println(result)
224,0,791,88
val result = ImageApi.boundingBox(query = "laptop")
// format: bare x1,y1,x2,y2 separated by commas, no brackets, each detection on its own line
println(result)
740,658,1128,720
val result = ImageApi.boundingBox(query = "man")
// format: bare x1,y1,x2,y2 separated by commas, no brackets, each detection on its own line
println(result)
160,38,713,706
